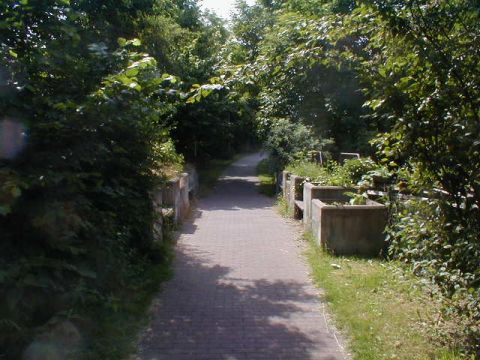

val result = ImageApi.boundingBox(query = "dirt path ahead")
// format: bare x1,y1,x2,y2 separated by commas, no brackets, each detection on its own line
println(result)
137,153,347,360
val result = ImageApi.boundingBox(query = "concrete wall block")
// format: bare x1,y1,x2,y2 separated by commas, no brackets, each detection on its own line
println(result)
161,173,192,224
151,170,195,241
311,200,322,246
303,184,351,231
178,173,190,221
162,178,180,207
284,179,291,202
288,175,304,211
151,188,163,243
152,188,163,209
179,173,188,189
311,199,387,257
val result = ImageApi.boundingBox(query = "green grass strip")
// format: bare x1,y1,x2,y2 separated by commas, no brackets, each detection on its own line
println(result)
304,233,463,360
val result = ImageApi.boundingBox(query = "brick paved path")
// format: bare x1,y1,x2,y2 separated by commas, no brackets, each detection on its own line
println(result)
137,153,347,360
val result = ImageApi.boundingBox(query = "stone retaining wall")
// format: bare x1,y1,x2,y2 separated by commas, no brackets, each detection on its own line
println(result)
288,175,305,215
162,173,191,224
152,166,198,243
281,170,291,200
303,184,350,231
280,171,388,257
311,199,387,256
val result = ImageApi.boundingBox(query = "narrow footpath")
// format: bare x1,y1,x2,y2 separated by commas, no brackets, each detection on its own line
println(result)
137,153,347,360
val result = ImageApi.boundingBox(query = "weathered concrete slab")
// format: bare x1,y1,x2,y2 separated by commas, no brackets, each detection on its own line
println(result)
288,175,305,219
162,173,191,224
311,199,387,257
339,153,360,163
152,189,163,243
303,184,351,232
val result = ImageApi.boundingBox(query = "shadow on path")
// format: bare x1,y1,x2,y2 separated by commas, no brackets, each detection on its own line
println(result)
139,247,338,360
137,153,345,360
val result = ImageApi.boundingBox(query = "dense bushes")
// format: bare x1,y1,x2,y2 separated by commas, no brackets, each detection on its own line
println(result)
337,2,480,353
0,0,257,356
0,3,179,353
264,119,320,169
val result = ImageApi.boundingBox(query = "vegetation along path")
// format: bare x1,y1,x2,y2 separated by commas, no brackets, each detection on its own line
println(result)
136,153,347,360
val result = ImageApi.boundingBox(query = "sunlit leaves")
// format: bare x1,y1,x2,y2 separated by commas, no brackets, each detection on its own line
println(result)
186,83,224,103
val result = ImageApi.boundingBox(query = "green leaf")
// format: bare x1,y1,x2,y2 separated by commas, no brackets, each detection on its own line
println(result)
129,82,142,91
125,68,139,77
117,37,127,47
200,88,212,97
186,95,197,104
369,99,385,110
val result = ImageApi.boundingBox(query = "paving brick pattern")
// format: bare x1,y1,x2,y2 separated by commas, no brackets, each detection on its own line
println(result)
137,153,347,360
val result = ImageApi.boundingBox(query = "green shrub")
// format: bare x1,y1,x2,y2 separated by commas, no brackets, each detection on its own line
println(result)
388,197,480,354
287,157,381,187
285,161,329,180
264,118,321,170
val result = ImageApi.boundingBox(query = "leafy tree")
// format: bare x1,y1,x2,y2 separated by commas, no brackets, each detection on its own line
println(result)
0,0,243,356
229,0,382,168
317,0,480,353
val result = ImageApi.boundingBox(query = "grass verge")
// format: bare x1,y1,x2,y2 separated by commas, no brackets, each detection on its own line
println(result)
276,193,292,218
304,232,463,360
256,158,276,197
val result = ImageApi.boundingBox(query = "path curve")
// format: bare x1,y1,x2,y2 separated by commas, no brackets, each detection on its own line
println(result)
137,153,347,360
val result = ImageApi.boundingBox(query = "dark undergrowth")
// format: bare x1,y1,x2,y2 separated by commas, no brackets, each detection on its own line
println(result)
73,236,175,359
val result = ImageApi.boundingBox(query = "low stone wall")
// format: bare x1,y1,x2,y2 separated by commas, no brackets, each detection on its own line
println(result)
288,175,305,218
303,184,350,231
279,169,388,257
162,173,191,224
152,189,164,243
152,168,197,243
281,170,291,200
311,199,387,257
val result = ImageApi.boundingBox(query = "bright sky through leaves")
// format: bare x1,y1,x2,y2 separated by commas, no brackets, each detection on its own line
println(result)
200,0,255,19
